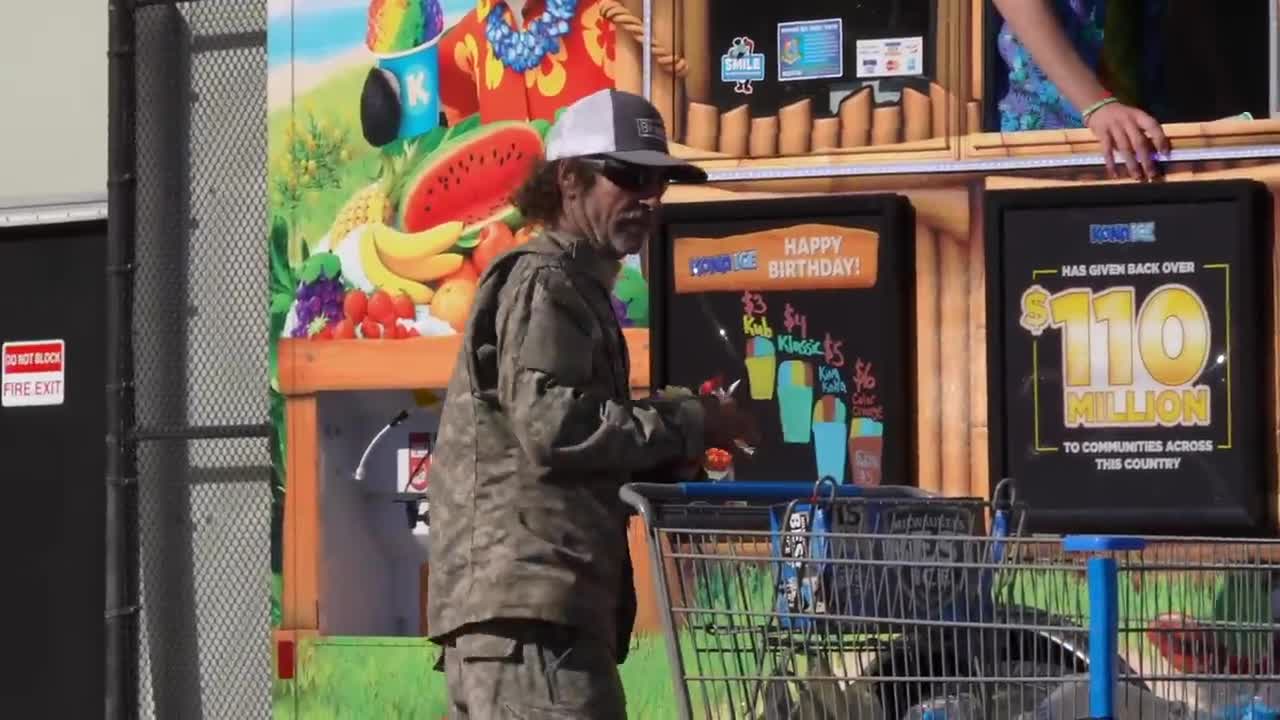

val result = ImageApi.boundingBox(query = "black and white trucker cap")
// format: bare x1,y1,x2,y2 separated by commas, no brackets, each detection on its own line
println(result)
544,89,708,183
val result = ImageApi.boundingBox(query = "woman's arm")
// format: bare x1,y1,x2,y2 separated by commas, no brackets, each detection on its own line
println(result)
992,0,1171,180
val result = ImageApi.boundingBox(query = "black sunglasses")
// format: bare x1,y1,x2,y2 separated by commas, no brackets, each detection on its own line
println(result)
580,156,669,194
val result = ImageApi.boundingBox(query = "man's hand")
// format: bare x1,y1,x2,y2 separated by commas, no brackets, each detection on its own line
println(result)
1086,102,1171,182
699,394,761,453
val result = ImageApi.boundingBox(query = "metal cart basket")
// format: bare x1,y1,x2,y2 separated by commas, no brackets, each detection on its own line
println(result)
620,480,1280,720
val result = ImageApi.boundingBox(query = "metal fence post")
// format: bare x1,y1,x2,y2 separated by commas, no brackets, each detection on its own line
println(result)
107,0,140,717
1062,535,1147,720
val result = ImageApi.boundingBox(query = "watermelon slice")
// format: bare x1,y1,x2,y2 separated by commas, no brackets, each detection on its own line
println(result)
396,121,545,243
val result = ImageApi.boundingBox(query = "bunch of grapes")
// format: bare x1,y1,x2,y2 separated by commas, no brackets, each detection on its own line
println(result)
422,0,444,42
292,276,346,337
611,295,633,328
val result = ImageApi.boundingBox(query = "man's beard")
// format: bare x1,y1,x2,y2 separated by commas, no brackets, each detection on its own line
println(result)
611,212,653,254
609,226,649,257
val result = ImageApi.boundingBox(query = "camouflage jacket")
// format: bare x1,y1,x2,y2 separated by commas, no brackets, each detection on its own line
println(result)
426,230,705,661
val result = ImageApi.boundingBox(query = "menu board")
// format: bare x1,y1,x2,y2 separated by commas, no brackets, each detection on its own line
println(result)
708,0,936,116
653,195,916,486
985,180,1275,535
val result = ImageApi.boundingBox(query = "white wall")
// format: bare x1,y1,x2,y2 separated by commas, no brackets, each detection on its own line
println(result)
0,0,108,204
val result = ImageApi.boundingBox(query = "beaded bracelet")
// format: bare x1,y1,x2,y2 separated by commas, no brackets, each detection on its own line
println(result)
1081,95,1119,124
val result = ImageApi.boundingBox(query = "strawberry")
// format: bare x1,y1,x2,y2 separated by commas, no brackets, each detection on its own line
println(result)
392,323,410,339
333,319,357,339
384,321,401,339
699,375,725,396
313,324,334,341
368,289,395,325
343,290,368,323
405,326,420,338
360,318,383,339
392,291,415,319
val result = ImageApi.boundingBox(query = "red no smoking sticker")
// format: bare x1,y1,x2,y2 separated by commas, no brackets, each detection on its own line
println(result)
2,339,66,407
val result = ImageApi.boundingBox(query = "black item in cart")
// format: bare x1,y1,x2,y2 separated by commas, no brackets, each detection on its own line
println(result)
770,492,993,630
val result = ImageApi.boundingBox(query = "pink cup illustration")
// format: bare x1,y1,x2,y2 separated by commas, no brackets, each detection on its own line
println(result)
848,417,884,487
744,337,777,400
811,395,848,484
777,360,814,443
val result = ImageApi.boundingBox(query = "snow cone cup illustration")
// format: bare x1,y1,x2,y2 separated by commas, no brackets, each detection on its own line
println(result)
848,417,884,487
811,395,848,484
776,360,814,444
365,0,445,142
744,337,777,400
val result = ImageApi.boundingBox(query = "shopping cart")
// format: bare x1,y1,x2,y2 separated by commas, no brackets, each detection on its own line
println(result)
622,479,1280,720
621,478,1048,720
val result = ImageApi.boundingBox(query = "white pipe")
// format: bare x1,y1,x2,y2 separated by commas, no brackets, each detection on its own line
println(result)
352,409,409,482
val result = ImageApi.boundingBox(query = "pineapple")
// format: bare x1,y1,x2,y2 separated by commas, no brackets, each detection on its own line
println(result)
327,141,419,242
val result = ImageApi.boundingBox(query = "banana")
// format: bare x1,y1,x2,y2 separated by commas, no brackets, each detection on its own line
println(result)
381,252,466,283
358,231,435,304
370,221,465,264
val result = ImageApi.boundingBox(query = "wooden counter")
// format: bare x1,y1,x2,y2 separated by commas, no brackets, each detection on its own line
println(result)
276,329,653,632
279,328,653,394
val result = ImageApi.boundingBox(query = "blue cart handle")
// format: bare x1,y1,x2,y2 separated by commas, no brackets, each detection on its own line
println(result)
621,481,934,503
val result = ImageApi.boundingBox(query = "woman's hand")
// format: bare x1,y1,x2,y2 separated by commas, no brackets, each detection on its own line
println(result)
1085,102,1172,181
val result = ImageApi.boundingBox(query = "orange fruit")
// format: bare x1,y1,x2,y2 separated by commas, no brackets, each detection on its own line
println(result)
513,224,539,246
441,258,479,285
430,277,477,332
471,222,516,274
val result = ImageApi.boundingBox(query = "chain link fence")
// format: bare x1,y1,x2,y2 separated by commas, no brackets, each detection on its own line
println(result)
131,0,273,716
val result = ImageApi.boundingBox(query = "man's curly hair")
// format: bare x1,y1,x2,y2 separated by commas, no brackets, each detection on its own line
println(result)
511,158,598,226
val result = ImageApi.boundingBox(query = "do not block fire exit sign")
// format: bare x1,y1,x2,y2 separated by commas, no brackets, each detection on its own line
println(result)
2,340,66,407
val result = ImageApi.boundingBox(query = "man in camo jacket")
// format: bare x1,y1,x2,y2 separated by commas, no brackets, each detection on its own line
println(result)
427,89,757,719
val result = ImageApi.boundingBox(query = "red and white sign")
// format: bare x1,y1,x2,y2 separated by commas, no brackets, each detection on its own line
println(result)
406,432,432,492
396,432,434,493
2,340,66,408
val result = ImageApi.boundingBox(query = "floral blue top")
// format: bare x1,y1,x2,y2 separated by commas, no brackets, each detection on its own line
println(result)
997,0,1105,131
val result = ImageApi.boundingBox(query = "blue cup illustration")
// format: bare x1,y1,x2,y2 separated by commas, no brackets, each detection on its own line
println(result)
374,35,442,140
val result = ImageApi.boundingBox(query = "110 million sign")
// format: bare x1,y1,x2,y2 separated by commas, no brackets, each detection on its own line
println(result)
1019,280,1216,448
985,182,1274,535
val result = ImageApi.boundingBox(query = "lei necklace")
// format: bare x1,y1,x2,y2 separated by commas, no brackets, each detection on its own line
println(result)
485,0,579,72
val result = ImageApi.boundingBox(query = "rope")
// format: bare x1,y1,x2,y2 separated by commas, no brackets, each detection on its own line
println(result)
598,0,689,78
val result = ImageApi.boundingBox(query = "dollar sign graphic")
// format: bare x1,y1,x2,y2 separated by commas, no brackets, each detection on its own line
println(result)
823,333,844,367
1019,285,1050,336
784,303,797,332
742,291,755,315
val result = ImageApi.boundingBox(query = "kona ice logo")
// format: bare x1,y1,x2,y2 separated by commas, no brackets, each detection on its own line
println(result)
689,249,759,277
1089,222,1156,245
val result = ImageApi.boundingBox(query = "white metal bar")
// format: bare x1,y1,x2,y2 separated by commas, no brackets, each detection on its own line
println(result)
0,199,108,228
1270,0,1278,118
702,144,1280,183
642,0,652,100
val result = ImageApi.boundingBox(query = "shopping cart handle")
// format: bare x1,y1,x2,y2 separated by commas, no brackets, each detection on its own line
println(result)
1062,535,1148,553
621,481,932,502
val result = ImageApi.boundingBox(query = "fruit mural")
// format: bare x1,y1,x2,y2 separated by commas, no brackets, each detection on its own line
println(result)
270,1,645,346
267,0,646,715
280,120,547,341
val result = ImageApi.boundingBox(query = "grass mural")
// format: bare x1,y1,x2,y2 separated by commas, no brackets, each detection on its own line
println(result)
272,558,1272,717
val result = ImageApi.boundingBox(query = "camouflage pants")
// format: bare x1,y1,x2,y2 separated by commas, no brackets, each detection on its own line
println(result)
439,620,627,719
